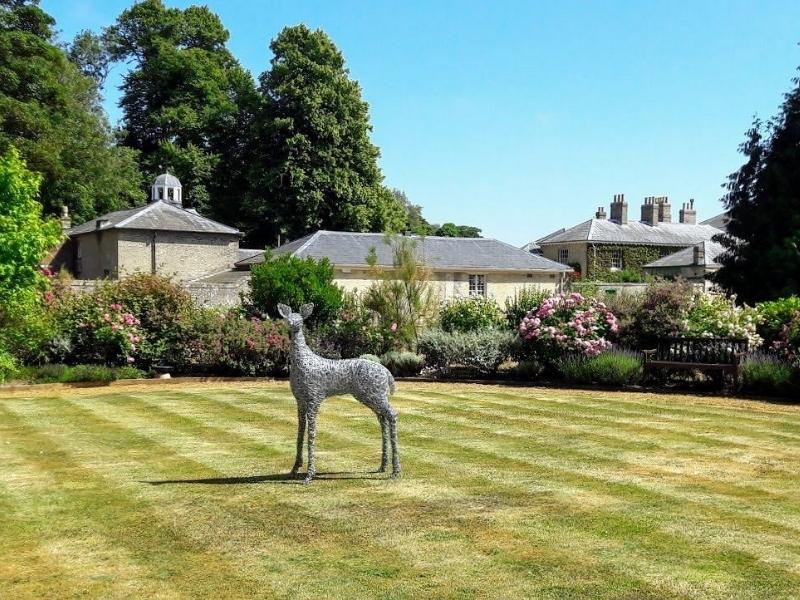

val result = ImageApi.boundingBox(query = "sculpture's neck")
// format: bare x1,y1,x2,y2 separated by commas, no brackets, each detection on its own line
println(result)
290,329,312,361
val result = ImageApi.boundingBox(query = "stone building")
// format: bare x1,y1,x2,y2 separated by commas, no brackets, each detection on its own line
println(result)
53,173,244,282
527,194,724,280
230,230,572,304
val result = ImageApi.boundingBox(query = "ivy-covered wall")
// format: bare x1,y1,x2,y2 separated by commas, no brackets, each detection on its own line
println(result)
586,244,676,281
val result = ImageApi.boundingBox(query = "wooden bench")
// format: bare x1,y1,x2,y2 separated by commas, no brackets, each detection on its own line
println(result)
642,337,749,389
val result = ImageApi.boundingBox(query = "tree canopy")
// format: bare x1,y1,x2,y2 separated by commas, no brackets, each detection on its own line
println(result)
713,69,800,303
105,0,257,222
0,0,142,223
246,25,407,246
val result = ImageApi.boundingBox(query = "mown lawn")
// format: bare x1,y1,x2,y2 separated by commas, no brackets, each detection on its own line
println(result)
1,381,799,599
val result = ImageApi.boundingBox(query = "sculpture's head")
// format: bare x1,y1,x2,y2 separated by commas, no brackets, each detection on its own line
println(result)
277,303,314,335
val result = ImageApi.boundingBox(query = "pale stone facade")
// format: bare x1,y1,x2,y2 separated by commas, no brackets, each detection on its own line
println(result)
334,268,560,304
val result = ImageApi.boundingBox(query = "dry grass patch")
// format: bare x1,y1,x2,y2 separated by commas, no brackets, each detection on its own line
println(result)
1,381,799,598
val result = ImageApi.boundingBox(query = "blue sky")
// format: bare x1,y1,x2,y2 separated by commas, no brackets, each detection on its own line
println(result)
45,0,800,245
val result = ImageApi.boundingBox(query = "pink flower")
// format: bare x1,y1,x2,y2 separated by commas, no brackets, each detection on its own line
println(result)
246,338,256,349
111,324,120,332
390,323,398,332
126,356,135,363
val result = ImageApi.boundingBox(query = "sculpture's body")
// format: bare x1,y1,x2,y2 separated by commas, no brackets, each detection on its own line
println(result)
278,303,400,483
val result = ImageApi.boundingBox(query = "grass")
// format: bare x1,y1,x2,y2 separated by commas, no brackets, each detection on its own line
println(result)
1,381,799,598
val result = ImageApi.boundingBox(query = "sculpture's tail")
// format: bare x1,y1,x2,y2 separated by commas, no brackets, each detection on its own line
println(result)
388,372,396,395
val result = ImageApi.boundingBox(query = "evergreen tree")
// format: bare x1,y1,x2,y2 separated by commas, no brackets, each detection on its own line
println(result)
713,69,800,303
0,0,142,223
247,25,406,246
106,0,257,222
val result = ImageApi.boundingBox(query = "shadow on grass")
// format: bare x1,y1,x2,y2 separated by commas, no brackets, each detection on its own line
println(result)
142,471,388,485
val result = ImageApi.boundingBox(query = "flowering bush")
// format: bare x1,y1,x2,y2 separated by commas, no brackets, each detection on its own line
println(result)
58,298,144,366
519,292,618,358
178,309,289,376
772,310,800,366
683,294,762,348
439,296,504,333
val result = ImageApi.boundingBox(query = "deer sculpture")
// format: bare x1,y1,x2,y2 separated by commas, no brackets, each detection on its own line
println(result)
277,303,401,484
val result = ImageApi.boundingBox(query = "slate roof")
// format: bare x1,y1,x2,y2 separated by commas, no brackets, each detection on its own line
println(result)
535,218,722,247
68,201,240,236
236,230,571,272
701,212,729,232
644,240,725,268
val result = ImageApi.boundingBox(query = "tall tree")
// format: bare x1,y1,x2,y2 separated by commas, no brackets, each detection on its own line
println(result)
0,0,142,223
0,147,61,313
713,69,800,303
106,0,257,222
247,25,406,246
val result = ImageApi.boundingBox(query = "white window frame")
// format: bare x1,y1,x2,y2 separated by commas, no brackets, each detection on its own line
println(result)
558,248,569,264
610,249,623,271
468,274,486,297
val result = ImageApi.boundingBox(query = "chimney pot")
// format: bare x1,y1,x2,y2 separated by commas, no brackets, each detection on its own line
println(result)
609,193,628,224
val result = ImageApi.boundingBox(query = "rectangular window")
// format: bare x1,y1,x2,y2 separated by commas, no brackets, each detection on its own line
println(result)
468,274,486,297
610,249,623,270
558,248,569,263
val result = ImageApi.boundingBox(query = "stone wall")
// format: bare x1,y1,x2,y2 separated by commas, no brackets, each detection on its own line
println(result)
117,231,239,282
333,268,562,304
74,230,120,279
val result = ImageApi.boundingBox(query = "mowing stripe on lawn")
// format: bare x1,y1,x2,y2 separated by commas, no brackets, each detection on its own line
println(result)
166,387,800,596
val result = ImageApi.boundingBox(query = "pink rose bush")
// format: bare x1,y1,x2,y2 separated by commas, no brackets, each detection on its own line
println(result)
519,292,618,358
71,300,144,365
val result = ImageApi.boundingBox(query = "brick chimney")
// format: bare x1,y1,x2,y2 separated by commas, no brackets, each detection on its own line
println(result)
609,193,628,224
679,199,697,224
692,242,705,265
656,196,672,223
640,196,659,226
59,205,71,232
595,206,607,219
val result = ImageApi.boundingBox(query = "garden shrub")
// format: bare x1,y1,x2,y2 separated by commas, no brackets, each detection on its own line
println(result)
380,351,424,377
685,294,762,347
49,293,144,366
626,279,694,349
12,363,145,384
363,235,438,351
756,296,800,345
772,310,800,366
418,329,516,377
519,292,618,361
740,353,798,397
311,293,389,358
504,287,548,331
96,274,194,367
60,364,117,384
248,252,343,327
555,349,643,387
439,296,504,332
359,354,381,363
0,346,17,383
514,358,544,381
178,309,289,376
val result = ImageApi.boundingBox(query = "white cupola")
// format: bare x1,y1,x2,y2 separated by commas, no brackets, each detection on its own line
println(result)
151,172,183,208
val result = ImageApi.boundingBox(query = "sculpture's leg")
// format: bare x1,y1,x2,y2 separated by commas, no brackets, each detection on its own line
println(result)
290,404,306,477
377,414,389,473
303,410,318,485
388,409,400,478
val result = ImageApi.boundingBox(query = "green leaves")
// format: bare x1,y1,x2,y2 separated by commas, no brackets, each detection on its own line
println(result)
248,253,344,328
0,147,61,312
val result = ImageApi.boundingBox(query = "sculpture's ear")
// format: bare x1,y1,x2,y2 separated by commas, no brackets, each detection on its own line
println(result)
299,303,314,319
277,303,292,319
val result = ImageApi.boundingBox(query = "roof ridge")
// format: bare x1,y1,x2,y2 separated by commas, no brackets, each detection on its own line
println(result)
294,230,322,256
115,202,160,229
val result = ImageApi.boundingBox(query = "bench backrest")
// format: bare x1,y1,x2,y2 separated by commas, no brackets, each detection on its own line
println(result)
653,337,749,364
